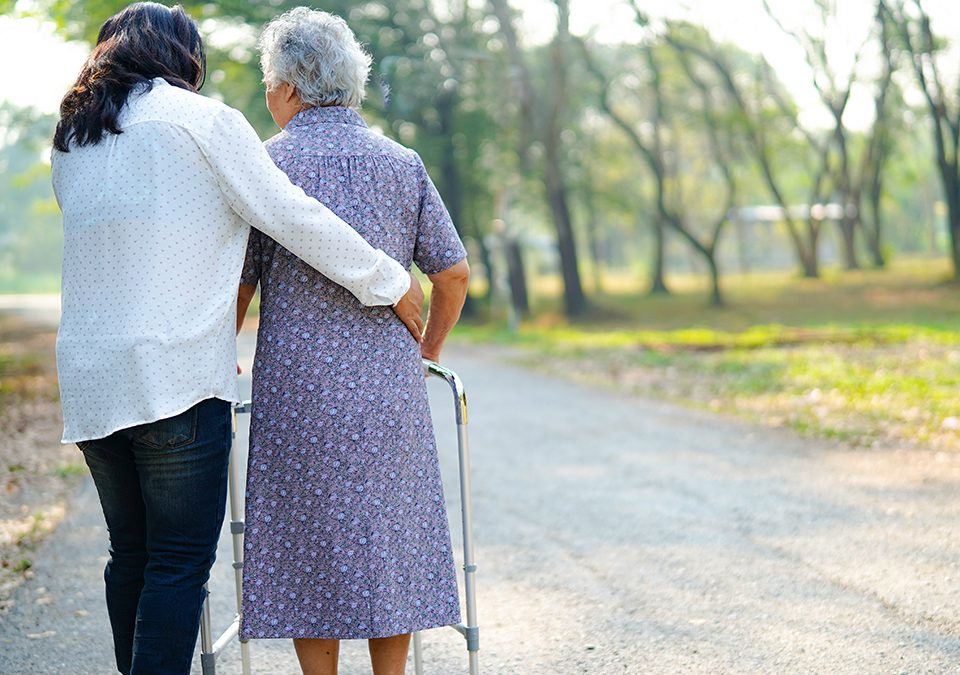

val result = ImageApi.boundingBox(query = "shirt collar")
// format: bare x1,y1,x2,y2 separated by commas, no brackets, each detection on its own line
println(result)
131,77,170,98
288,106,367,129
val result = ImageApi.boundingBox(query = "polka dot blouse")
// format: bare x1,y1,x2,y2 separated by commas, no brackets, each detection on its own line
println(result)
51,78,410,443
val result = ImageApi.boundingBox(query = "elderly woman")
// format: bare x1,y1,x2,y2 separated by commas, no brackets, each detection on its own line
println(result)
235,8,470,675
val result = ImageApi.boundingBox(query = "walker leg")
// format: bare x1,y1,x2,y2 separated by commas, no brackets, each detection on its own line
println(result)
199,404,251,674
227,420,252,675
412,631,424,675
200,584,216,674
240,640,251,675
423,360,481,674
456,421,480,675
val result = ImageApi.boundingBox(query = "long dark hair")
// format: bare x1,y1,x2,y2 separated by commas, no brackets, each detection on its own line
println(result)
53,2,206,152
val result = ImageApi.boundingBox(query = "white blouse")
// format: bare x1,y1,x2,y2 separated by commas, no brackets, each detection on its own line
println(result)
52,79,410,443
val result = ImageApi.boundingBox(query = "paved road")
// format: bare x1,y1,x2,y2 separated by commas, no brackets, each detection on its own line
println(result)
2,317,960,672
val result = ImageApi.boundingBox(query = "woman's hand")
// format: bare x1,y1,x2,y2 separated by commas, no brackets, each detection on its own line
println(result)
392,272,425,342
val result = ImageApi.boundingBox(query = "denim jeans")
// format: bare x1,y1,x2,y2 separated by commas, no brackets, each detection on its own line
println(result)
80,398,232,675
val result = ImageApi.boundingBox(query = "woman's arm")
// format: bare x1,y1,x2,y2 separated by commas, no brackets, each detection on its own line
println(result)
234,283,258,375
199,106,423,340
421,260,470,363
237,283,257,335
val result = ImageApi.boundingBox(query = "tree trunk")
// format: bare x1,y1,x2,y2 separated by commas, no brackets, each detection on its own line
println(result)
433,87,476,317
583,185,605,294
801,224,820,277
838,215,860,271
864,178,886,268
649,216,669,295
800,222,820,278
544,156,587,315
475,227,496,304
797,217,823,279
946,170,960,275
830,103,861,271
505,238,529,316
706,252,723,307
860,7,894,271
544,0,587,317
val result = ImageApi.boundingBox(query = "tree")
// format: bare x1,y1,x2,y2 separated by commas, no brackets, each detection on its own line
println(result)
489,0,588,317
762,0,872,271
883,0,960,277
858,1,902,268
665,28,828,278
580,25,740,307
0,104,62,291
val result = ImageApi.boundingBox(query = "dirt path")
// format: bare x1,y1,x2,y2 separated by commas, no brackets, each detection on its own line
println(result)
1,318,959,673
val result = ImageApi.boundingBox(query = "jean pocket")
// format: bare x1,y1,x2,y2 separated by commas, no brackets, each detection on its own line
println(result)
131,406,199,451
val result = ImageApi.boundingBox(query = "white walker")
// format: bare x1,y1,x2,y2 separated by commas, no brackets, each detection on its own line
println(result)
199,359,480,675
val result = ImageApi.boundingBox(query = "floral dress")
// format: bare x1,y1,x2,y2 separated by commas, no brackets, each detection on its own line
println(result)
239,106,467,640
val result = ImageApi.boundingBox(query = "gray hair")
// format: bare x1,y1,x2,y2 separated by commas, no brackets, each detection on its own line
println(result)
258,8,371,109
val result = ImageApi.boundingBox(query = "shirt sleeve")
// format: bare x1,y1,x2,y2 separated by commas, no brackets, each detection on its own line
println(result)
412,156,468,275
196,106,409,306
240,227,262,286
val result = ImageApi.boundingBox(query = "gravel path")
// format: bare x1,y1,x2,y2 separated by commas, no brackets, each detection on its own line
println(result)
1,324,959,673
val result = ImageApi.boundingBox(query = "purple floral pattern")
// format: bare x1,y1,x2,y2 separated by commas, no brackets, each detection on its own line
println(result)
239,107,466,640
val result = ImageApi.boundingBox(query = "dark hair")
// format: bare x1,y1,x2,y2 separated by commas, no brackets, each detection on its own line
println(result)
53,2,205,152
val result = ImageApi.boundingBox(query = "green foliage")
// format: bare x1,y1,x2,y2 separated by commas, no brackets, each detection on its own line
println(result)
36,0,509,234
455,260,960,449
0,0,955,303
52,461,87,478
0,104,61,293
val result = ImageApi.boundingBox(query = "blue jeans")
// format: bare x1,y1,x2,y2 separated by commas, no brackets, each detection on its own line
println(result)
80,398,232,675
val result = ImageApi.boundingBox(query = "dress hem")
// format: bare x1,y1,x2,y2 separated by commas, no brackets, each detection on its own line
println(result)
239,614,463,642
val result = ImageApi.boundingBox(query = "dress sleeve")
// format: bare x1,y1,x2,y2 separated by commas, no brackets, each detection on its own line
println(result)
412,156,468,275
240,227,262,286
196,106,409,306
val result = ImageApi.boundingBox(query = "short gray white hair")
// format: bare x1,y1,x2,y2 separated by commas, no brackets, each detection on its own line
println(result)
258,8,371,109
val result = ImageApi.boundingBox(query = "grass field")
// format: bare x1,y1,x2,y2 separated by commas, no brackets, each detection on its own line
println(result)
453,258,960,451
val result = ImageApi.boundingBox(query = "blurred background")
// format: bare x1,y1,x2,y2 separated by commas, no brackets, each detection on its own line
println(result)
1,4,960,666
1,0,960,558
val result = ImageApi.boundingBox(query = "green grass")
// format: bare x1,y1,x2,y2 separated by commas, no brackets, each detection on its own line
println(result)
11,559,32,574
452,258,960,450
5,259,951,449
52,461,87,479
